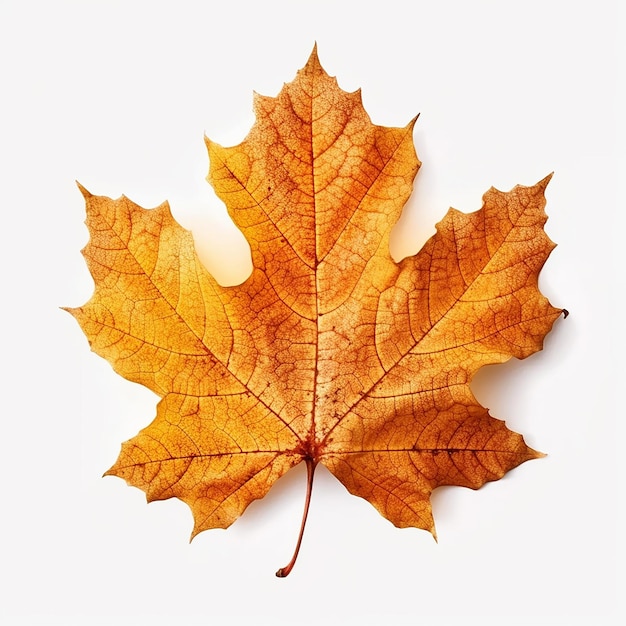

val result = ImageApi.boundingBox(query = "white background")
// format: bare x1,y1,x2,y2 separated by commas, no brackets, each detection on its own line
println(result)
0,1,622,624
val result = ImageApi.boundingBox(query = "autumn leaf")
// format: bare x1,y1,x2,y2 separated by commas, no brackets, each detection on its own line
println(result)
67,47,564,576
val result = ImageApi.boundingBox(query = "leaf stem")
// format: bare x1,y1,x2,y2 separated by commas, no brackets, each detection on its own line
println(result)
275,457,317,578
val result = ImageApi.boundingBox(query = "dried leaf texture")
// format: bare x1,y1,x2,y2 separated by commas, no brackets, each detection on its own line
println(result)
68,48,563,567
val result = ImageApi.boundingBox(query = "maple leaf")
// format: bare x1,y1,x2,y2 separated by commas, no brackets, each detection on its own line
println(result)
67,47,564,576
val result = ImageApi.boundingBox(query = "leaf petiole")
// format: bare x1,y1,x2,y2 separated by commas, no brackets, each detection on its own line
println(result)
275,457,317,578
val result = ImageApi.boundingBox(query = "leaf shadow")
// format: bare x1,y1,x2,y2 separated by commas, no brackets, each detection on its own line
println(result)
432,315,569,525
234,462,309,532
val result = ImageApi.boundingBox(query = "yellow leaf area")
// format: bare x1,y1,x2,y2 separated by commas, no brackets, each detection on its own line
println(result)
68,48,564,576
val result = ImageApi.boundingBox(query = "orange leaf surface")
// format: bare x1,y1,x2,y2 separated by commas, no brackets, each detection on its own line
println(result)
68,48,564,576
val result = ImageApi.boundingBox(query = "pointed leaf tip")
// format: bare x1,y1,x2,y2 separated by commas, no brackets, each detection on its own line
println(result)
407,113,420,130
305,43,323,72
76,181,92,198
538,172,554,190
